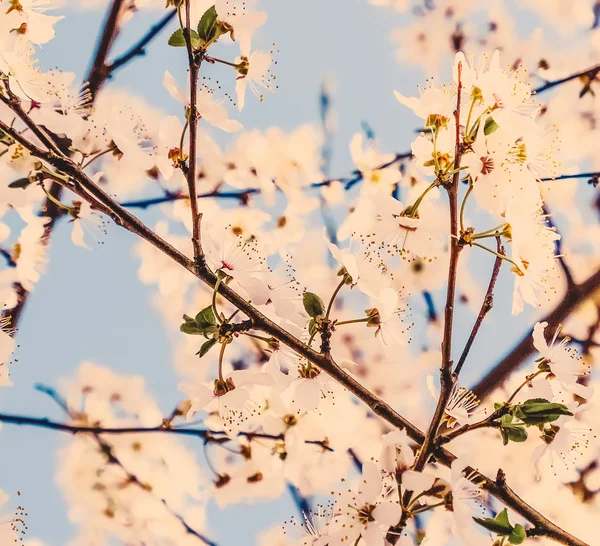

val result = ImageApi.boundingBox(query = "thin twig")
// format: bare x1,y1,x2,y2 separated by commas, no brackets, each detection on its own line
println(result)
107,10,177,76
534,63,600,94
454,237,504,376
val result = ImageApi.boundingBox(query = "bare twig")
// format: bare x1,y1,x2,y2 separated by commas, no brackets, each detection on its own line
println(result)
534,63,600,94
454,237,504,376
107,10,177,76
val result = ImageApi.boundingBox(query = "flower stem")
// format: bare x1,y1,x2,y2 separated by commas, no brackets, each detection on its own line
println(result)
506,370,545,404
217,341,227,382
336,318,369,326
459,181,473,232
325,278,347,320
470,241,523,273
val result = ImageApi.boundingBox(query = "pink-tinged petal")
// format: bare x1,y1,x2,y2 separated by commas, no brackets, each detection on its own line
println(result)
402,470,435,493
0,330,16,366
358,461,382,503
373,500,401,526
235,78,247,111
361,523,385,546
532,321,549,354
292,379,321,412
163,70,188,105
71,220,89,250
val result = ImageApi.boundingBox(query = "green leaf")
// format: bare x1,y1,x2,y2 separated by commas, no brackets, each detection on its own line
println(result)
509,524,527,544
484,116,500,135
180,322,202,335
499,414,528,445
512,398,573,426
505,425,528,443
495,509,510,528
473,510,513,535
168,28,187,47
303,292,326,318
195,306,217,328
197,338,217,358
8,178,31,189
197,5,218,44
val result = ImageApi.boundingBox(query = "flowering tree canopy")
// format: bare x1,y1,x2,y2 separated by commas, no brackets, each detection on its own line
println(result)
1,1,600,545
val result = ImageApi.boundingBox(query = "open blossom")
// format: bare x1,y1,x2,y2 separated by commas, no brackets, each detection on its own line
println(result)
328,461,401,545
163,70,242,133
427,378,484,427
204,225,269,303
450,458,492,546
235,50,274,111
325,231,389,298
532,322,592,399
367,286,413,357
531,411,594,480
180,369,272,435
4,0,64,45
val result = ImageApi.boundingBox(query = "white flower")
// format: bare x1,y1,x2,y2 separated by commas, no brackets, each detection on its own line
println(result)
324,231,390,298
379,429,415,474
368,286,413,358
427,377,484,427
450,458,492,546
394,86,454,121
180,369,272,436
0,37,49,101
5,0,64,45
350,133,400,195
532,322,592,399
329,461,401,546
531,417,593,480
204,225,269,303
163,70,242,133
235,50,274,111
70,199,105,250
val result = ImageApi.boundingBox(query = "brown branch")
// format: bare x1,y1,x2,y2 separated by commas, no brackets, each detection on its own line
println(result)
182,1,204,264
0,114,589,546
106,10,177,77
454,237,504,376
86,0,127,99
472,267,600,399
534,63,600,94
411,63,464,474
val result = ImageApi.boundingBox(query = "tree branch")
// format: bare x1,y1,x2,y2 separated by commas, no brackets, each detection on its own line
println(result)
106,9,177,77
86,0,127,98
534,63,600,94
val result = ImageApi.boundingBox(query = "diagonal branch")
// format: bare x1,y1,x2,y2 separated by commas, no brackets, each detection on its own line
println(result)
86,0,128,99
